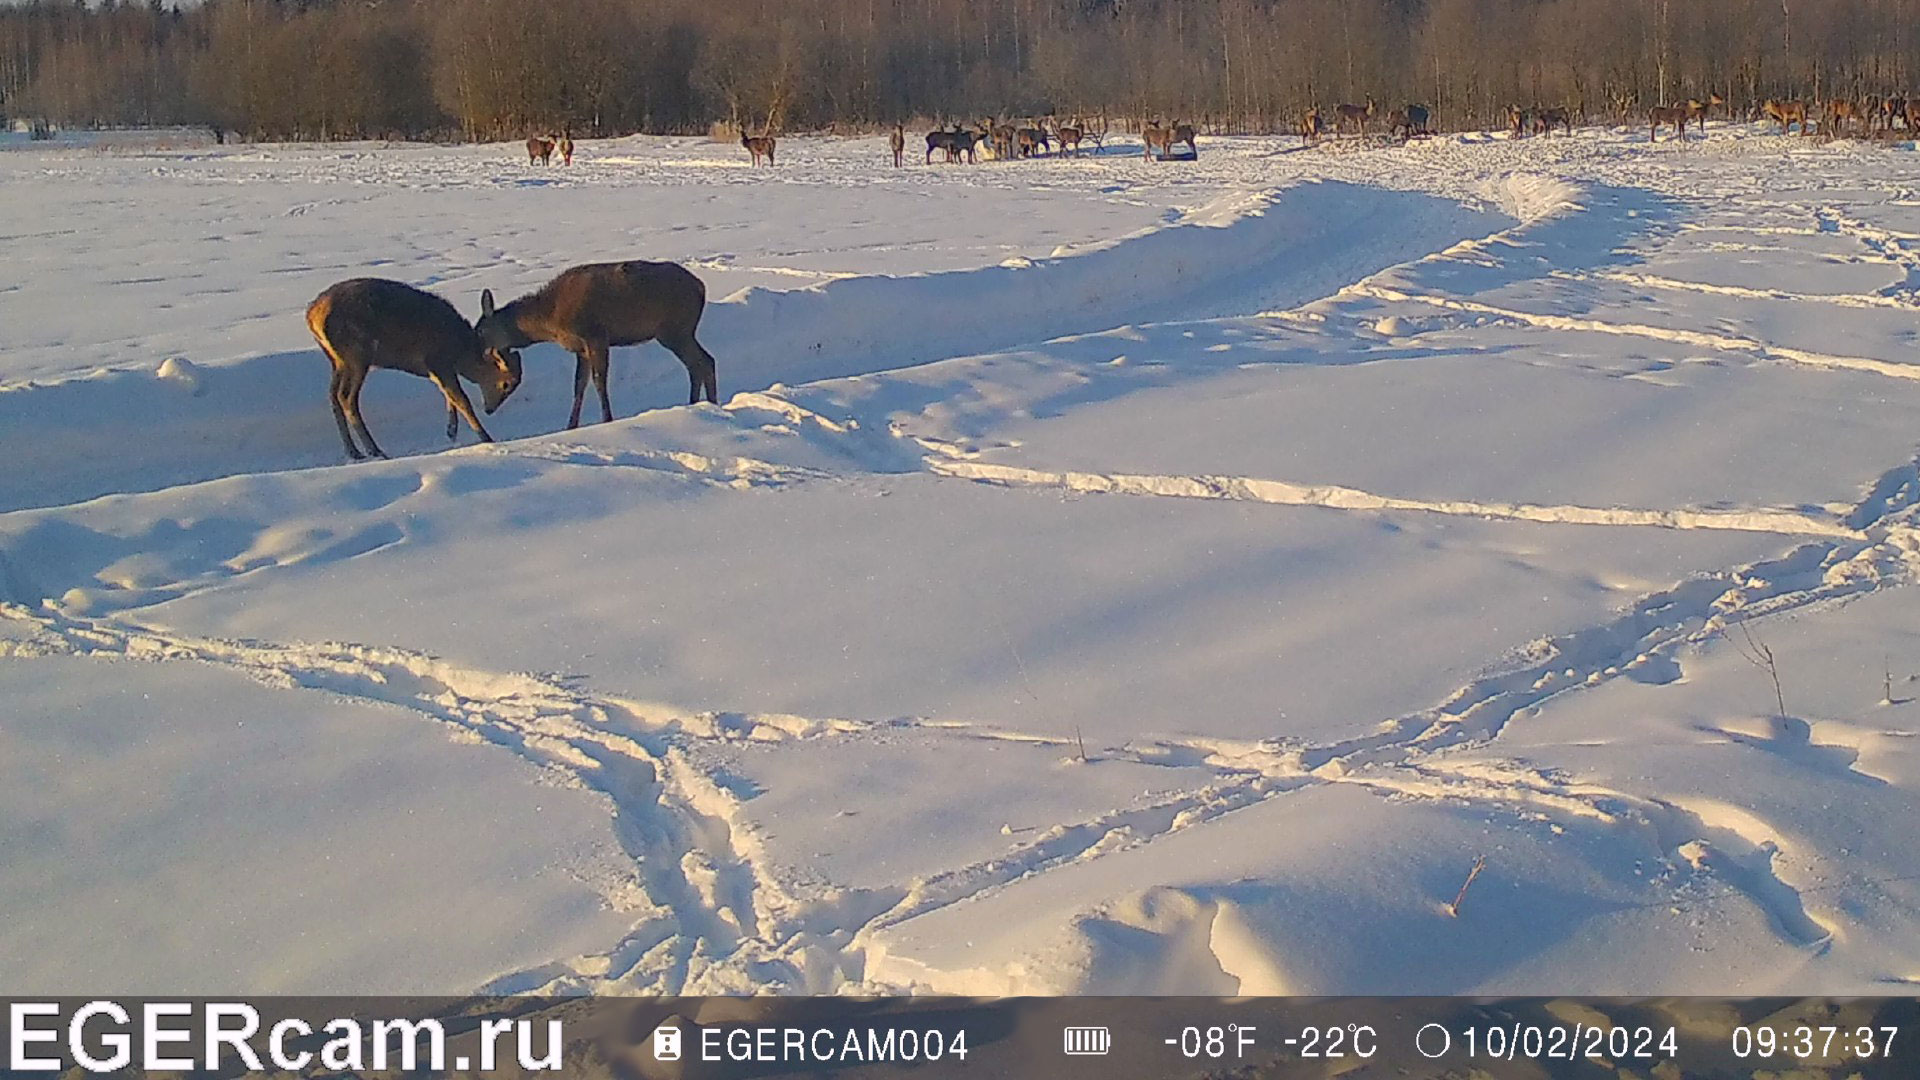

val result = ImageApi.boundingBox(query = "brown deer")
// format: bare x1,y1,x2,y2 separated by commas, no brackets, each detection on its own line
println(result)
1507,104,1530,137
742,132,776,166
306,278,522,461
1880,95,1907,133
1906,97,1920,133
1764,99,1809,134
1016,124,1051,157
1301,106,1325,144
1334,98,1377,135
474,261,718,427
1057,121,1084,155
1825,99,1865,137
1172,121,1197,157
526,136,555,165
890,124,905,167
1141,121,1175,160
1648,105,1689,141
557,131,574,165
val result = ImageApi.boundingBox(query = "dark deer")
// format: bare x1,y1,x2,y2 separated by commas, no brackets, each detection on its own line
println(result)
306,278,522,461
527,136,555,165
742,132,776,166
1334,98,1376,135
925,128,959,164
1649,105,1689,141
474,261,718,427
1141,121,1175,160
890,124,905,167
1880,95,1907,132
1507,104,1531,137
557,131,574,165
1535,106,1572,135
952,126,982,163
1403,103,1431,138
1764,99,1809,134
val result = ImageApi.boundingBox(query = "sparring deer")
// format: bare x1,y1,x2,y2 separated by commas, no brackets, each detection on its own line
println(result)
742,132,776,166
1649,104,1689,141
306,278,522,461
474,261,719,427
527,135,555,165
1764,99,1809,134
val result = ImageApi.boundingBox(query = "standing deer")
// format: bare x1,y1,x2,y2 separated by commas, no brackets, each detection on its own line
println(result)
1141,121,1175,160
1172,121,1196,157
1881,95,1907,132
557,131,574,165
1906,97,1920,133
527,136,555,165
1507,104,1530,137
925,128,959,164
1301,106,1325,144
1334,98,1377,135
1534,106,1572,135
1825,99,1864,137
742,132,776,166
306,278,522,461
1057,121,1084,155
890,124,905,167
1648,105,1690,141
474,261,719,427
1764,99,1809,134
1403,103,1431,138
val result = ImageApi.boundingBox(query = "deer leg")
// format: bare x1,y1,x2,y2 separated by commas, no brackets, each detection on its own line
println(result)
589,344,614,423
446,402,459,441
340,366,386,459
664,331,719,405
329,365,364,461
567,352,590,429
432,374,493,443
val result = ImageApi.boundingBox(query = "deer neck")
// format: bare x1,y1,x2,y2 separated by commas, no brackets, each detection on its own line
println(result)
498,298,549,347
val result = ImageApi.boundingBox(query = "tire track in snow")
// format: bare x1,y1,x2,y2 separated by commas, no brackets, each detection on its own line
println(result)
1348,282,1920,382
924,457,1862,539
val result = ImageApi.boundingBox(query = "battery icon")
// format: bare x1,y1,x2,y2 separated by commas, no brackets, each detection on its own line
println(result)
1063,1026,1112,1055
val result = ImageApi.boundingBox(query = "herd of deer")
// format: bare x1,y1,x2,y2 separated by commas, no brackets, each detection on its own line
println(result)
1301,99,1434,143
1759,93,1919,137
306,261,719,461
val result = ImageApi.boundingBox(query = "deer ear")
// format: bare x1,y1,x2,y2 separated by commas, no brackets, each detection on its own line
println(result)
481,289,495,318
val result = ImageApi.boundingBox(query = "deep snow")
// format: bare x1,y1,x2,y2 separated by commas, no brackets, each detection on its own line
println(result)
3,122,1919,995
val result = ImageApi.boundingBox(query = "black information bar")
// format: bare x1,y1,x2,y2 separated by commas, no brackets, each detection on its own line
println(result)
3,996,1916,1078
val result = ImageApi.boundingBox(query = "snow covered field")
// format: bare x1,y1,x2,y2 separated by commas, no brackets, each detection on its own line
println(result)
4,123,1920,995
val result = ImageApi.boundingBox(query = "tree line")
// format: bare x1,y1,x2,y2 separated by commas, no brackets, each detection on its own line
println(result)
5,0,1920,141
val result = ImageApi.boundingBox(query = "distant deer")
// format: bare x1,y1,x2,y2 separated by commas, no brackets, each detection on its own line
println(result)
1141,121,1175,160
1684,91,1725,128
1334,98,1377,135
1172,121,1196,156
742,132,776,166
1648,105,1689,141
1764,99,1809,134
474,261,718,426
1016,124,1050,157
925,128,959,164
890,124,905,167
989,121,1019,160
1825,99,1865,137
1403,103,1431,138
1906,97,1920,132
556,131,575,165
1507,104,1531,137
527,136,555,165
306,278,522,461
1301,106,1325,144
1534,106,1572,136
1879,95,1906,133
953,126,982,163
1057,121,1084,155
